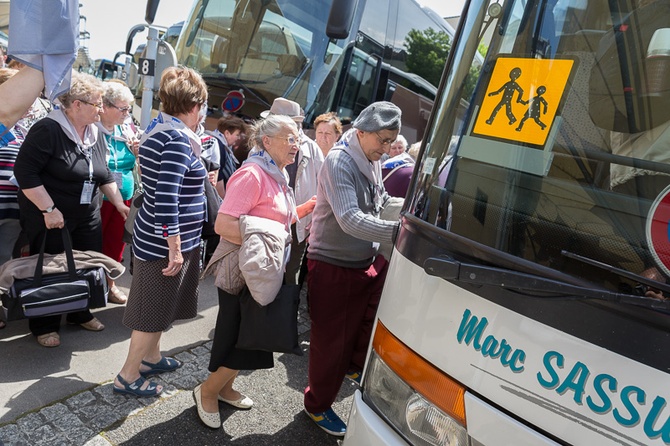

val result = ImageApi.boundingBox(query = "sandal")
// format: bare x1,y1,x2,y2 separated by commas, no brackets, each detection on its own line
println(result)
108,286,127,304
113,374,163,397
74,317,105,332
0,320,5,329
140,356,182,377
37,332,61,348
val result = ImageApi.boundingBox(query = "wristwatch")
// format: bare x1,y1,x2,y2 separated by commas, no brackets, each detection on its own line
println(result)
41,205,56,214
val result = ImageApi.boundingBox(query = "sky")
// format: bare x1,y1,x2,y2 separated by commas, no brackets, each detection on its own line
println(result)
81,0,465,62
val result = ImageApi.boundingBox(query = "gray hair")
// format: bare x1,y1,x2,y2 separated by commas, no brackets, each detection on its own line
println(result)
103,81,134,106
394,135,408,150
250,114,298,151
58,71,104,109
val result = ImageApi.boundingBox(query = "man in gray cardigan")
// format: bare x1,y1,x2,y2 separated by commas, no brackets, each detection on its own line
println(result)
303,101,401,436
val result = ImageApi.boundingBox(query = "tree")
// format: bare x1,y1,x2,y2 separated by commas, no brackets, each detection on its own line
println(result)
404,28,451,88
405,27,483,100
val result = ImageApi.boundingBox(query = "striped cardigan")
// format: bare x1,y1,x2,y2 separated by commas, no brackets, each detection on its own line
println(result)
132,127,207,262
0,139,21,221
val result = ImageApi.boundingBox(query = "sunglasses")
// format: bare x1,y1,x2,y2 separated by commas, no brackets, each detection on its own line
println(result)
108,103,132,113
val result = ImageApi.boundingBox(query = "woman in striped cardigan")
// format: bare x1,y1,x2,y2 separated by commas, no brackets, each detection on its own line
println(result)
114,66,208,397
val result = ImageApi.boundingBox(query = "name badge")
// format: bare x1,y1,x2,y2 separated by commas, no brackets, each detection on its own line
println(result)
80,180,95,204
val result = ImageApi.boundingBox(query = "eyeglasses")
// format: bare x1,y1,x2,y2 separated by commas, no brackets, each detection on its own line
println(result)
107,103,132,114
78,99,104,110
273,135,299,146
374,132,397,146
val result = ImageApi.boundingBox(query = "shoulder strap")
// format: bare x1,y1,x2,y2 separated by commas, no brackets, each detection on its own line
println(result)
383,164,406,182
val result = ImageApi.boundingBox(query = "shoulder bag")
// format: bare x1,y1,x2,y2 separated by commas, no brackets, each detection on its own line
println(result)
236,284,303,356
123,189,144,244
123,163,144,244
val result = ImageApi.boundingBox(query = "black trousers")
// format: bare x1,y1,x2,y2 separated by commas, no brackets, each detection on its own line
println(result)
21,209,102,336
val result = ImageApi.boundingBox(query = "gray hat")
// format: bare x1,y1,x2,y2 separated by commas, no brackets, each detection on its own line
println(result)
353,101,402,132
260,97,304,122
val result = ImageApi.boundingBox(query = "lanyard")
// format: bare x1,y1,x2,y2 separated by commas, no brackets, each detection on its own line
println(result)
105,133,119,171
62,114,95,182
79,145,94,181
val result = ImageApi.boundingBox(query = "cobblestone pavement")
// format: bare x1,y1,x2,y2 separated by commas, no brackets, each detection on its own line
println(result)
0,292,351,446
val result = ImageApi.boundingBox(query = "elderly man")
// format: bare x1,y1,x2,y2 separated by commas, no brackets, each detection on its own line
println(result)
303,101,402,436
261,97,323,285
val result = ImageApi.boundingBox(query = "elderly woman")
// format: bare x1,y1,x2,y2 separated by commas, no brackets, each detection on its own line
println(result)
388,134,408,158
13,71,129,348
314,111,342,157
193,115,316,429
114,66,208,397
98,81,138,304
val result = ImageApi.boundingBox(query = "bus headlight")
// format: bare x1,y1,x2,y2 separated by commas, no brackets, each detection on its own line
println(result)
364,352,470,446
363,321,470,446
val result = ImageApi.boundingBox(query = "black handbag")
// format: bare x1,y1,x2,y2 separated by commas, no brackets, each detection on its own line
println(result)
122,189,144,244
1,230,108,321
200,157,222,238
236,284,303,356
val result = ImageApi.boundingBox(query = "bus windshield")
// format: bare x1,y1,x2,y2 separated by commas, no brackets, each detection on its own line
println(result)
410,0,670,303
175,0,346,119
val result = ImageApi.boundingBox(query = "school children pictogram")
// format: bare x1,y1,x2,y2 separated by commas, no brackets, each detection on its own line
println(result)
473,57,575,147
485,67,524,125
516,85,548,131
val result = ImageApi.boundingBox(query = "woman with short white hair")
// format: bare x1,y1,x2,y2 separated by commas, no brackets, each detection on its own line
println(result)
194,114,317,429
98,80,139,304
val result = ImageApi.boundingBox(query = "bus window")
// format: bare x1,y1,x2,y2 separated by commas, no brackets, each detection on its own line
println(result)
174,0,348,120
337,49,380,123
171,0,455,132
411,0,670,302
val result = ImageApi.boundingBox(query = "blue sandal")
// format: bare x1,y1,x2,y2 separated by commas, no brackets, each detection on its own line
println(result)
140,356,182,377
113,374,162,397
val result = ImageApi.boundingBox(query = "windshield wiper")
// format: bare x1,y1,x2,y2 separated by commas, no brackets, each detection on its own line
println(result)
561,250,670,296
423,256,670,311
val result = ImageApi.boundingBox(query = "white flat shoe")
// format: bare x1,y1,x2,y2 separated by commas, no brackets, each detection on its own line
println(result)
218,393,254,409
193,384,221,428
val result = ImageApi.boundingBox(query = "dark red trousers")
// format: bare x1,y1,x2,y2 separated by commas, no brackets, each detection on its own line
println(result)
304,256,388,413
100,199,130,262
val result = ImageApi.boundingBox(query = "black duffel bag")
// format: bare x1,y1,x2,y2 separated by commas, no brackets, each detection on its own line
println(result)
1,229,108,321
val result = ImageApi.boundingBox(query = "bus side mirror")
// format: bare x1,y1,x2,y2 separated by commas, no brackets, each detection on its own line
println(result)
146,0,160,25
126,24,147,55
326,0,358,39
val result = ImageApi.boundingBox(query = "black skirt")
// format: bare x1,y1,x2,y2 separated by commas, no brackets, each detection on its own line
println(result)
208,287,274,372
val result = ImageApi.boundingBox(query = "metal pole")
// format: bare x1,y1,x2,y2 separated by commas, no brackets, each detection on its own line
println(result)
140,26,159,129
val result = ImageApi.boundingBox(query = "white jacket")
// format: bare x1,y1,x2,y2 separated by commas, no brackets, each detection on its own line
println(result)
238,215,291,306
294,134,323,242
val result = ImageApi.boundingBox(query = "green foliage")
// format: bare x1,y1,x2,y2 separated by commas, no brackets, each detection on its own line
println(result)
405,27,484,100
404,28,451,88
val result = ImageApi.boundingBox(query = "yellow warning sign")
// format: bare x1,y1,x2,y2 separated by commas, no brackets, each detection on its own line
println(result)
472,57,575,146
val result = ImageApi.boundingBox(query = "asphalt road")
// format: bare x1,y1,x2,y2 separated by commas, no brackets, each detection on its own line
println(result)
0,254,356,445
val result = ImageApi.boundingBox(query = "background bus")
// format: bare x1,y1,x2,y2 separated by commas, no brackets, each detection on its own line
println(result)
94,58,124,81
343,0,670,444
172,0,460,141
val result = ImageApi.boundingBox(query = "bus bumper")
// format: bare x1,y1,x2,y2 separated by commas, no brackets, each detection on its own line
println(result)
342,390,408,445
